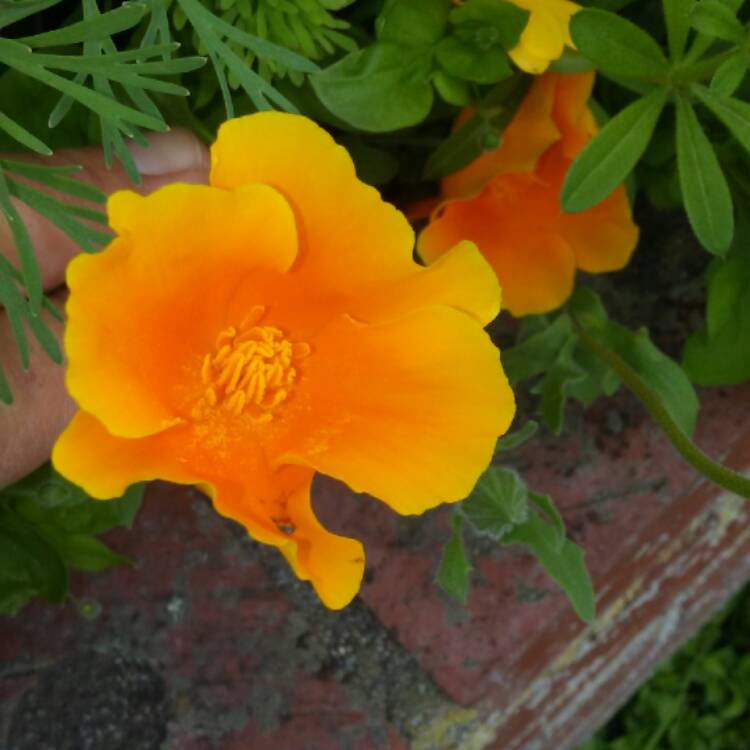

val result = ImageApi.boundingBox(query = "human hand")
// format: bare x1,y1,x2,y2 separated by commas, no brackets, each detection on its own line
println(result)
0,130,210,487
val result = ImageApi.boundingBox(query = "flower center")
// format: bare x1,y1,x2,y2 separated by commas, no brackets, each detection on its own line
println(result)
193,306,309,423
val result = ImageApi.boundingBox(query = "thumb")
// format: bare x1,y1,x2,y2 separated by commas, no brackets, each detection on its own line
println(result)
0,128,210,291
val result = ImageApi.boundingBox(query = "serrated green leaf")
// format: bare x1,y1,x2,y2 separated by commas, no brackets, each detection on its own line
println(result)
43,532,131,572
376,0,449,47
663,0,695,61
461,467,529,539
312,43,433,132
690,0,744,42
502,314,574,383
562,88,666,212
496,420,538,451
504,512,595,622
570,8,670,81
18,3,147,47
675,93,734,255
531,340,586,434
710,53,747,96
435,514,472,603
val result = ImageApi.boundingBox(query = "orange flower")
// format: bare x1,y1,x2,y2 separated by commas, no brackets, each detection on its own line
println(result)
418,73,639,317
52,113,515,609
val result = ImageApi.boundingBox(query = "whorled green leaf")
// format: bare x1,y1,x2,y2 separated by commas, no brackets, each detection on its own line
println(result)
312,43,433,132
0,0,59,30
435,514,472,603
690,0,745,43
570,8,670,81
663,0,696,61
675,93,734,255
0,111,51,155
562,88,667,212
710,53,748,96
694,86,750,157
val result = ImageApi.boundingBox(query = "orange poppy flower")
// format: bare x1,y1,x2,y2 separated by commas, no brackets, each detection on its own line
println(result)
418,73,639,317
52,113,516,609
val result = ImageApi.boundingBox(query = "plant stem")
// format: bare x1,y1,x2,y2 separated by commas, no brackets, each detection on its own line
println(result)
573,321,750,499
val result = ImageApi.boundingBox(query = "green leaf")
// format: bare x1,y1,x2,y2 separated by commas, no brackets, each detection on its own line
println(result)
502,314,574,383
683,253,750,384
495,420,538,451
376,0,450,47
312,43,433,132
504,513,595,623
337,135,399,186
435,35,511,84
0,167,42,313
2,160,105,203
570,8,670,81
0,0,59,30
690,0,744,42
0,364,12,405
0,111,51,155
0,511,68,607
530,340,586,434
449,0,530,51
694,86,750,158
663,0,695,61
562,88,667,212
432,70,471,106
435,514,472,603
424,76,528,179
461,467,529,539
44,532,131,572
675,93,734,255
528,491,566,548
710,53,747,96
18,3,147,47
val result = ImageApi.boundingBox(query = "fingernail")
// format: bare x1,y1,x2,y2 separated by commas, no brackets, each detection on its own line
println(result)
129,129,209,177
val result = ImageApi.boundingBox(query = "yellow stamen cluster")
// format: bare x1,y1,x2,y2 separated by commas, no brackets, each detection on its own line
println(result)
194,306,310,422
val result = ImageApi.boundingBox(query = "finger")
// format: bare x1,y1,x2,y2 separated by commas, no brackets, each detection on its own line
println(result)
0,289,71,488
0,129,210,292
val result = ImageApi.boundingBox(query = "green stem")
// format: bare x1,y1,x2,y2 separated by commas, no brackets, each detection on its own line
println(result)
573,321,750,499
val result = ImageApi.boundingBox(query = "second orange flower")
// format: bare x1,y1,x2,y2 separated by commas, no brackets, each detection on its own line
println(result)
418,72,639,317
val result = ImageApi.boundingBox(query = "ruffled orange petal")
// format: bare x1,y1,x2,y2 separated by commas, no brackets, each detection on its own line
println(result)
443,77,560,199
354,240,501,327
207,468,364,609
210,113,415,289
545,150,639,272
273,309,514,515
65,183,298,439
52,410,197,499
550,73,597,158
419,174,577,316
